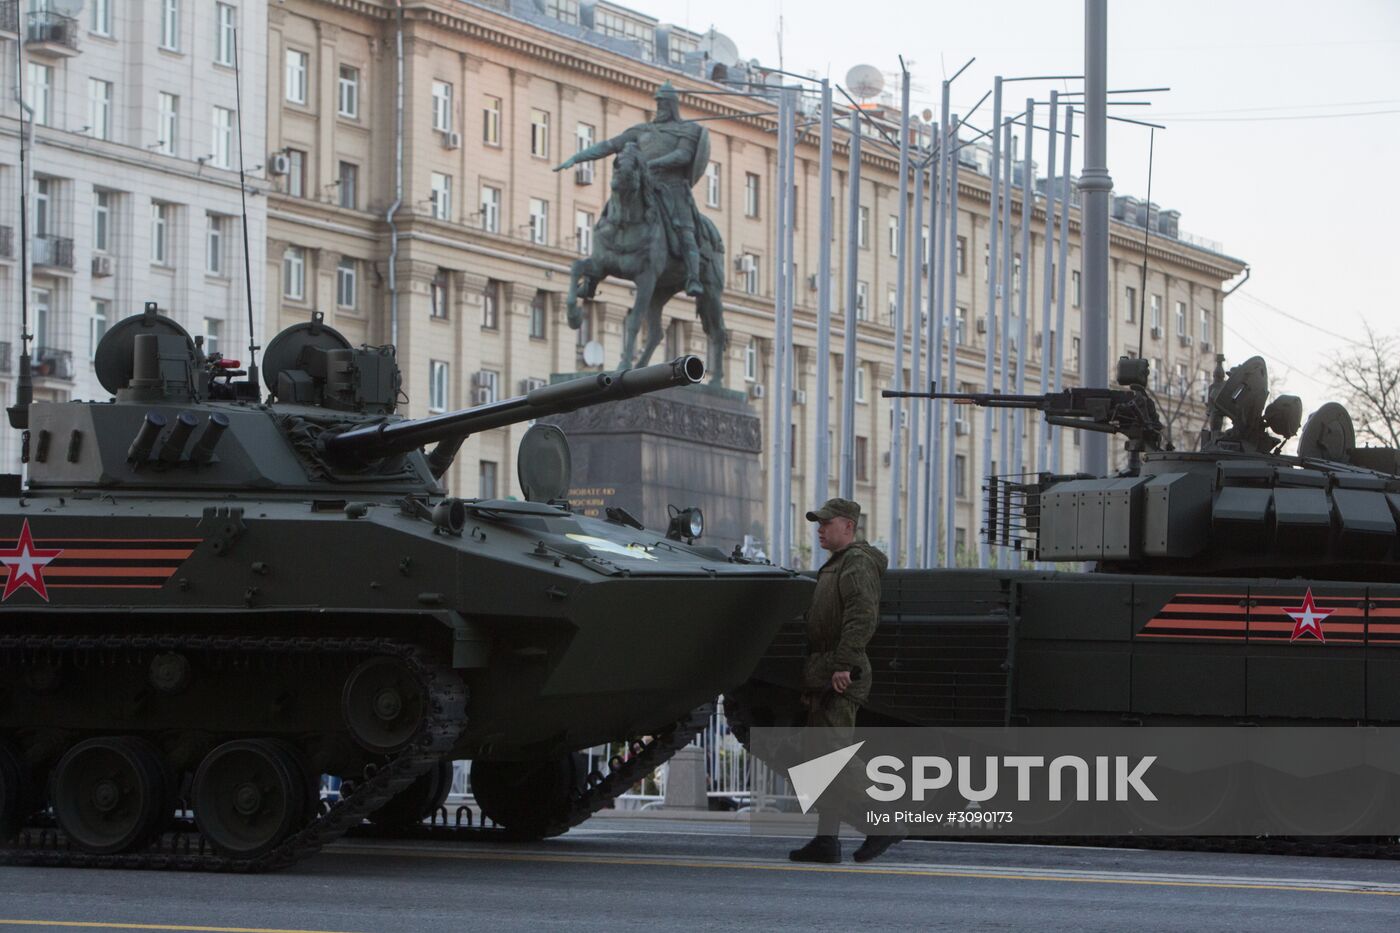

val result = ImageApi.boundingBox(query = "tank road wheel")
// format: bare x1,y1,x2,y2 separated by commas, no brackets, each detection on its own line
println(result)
342,656,426,754
0,738,28,837
369,759,455,829
51,736,170,855
470,756,577,839
193,739,312,858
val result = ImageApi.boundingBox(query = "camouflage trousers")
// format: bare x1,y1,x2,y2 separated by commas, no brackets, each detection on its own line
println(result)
803,693,862,835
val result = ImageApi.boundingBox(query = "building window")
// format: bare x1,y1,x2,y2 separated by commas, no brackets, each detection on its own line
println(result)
482,96,501,145
741,254,759,295
574,123,594,182
160,0,179,50
1150,294,1162,334
151,202,171,265
482,280,500,330
705,161,721,208
282,247,305,299
479,185,501,233
530,291,548,339
1199,306,1212,344
887,215,899,257
93,190,111,253
744,173,760,218
530,109,551,159
432,80,453,132
1071,336,1081,372
206,214,224,275
215,3,236,66
336,257,357,309
286,148,305,198
743,342,757,382
529,198,549,245
211,106,233,168
34,178,50,238
91,0,112,35
886,286,897,325
203,318,222,356
338,161,358,210
478,460,499,499
956,235,967,275
90,298,109,361
430,173,452,221
575,209,593,255
955,454,967,499
855,435,869,482
857,206,869,249
855,365,867,403
27,63,52,126
337,65,359,118
1199,370,1211,404
157,92,178,155
32,288,50,352
476,370,500,404
855,281,869,321
285,50,308,104
1175,300,1187,337
1071,269,1081,307
430,268,450,319
88,79,112,140
428,360,449,413
1124,285,1137,323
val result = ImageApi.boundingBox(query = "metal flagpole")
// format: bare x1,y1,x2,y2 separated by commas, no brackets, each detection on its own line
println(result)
768,88,789,563
906,151,926,566
813,79,834,567
980,80,1003,571
1011,99,1034,570
888,67,911,564
1052,105,1075,473
924,117,946,568
993,118,1013,565
943,116,960,567
1081,0,1112,475
1037,92,1060,477
839,106,861,500
781,88,798,565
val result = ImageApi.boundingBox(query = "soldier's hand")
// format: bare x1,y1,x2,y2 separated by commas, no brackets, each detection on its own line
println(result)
831,670,852,694
554,156,575,172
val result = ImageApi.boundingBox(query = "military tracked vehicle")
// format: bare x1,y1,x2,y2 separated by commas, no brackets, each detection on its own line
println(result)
732,356,1400,821
0,304,812,871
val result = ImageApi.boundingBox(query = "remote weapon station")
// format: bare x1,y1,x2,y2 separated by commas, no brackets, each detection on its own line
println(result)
0,306,812,871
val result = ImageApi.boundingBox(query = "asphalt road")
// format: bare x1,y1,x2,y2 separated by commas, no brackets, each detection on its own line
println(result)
2,816,1399,932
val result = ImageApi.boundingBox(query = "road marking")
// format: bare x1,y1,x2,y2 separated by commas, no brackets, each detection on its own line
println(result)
0,922,361,933
327,844,1400,896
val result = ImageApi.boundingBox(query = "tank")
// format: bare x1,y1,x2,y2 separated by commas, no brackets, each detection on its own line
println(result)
731,355,1400,758
0,304,813,870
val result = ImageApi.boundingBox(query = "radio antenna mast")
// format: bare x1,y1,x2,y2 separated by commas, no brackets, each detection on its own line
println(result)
231,26,260,399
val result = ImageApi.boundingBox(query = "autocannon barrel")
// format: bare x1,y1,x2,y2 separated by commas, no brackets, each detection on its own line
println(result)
324,355,705,461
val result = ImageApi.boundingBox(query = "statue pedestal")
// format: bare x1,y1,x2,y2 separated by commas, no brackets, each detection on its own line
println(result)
542,381,762,550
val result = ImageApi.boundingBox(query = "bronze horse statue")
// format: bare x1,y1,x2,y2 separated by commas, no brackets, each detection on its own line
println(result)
565,143,728,384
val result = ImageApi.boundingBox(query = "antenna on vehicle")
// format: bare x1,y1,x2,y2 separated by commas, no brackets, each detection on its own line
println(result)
7,24,34,429
1135,127,1156,362
231,25,261,400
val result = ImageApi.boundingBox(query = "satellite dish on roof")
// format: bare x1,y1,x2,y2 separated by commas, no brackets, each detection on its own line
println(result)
845,64,885,101
921,108,934,123
699,29,740,68
582,341,605,367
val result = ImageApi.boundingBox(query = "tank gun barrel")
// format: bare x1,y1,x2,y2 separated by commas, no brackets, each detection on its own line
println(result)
324,355,705,463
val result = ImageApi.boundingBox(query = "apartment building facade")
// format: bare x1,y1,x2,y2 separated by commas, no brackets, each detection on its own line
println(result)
264,0,1244,563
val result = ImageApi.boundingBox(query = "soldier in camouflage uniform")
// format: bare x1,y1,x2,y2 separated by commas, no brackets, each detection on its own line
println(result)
556,81,710,298
788,498,903,864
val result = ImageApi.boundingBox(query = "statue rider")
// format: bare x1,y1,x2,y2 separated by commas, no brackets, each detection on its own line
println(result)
555,82,709,298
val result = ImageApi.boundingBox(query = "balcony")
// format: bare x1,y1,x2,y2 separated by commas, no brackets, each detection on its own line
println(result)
0,2,18,38
33,347,73,380
26,10,79,57
32,235,74,270
0,343,10,375
0,226,12,259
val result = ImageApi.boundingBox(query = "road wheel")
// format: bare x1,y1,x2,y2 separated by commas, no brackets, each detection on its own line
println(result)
342,656,425,754
193,739,312,858
51,736,170,855
369,759,455,828
470,756,578,838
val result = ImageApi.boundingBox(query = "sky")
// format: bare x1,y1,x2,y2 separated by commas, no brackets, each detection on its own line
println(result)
644,0,1400,407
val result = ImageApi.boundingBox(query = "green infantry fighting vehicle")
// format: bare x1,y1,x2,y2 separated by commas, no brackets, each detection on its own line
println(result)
732,356,1400,829
0,305,812,870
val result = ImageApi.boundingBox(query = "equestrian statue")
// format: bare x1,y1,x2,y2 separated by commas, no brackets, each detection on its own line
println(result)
555,82,728,384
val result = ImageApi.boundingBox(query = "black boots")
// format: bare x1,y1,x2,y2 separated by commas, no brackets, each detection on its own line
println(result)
788,834,841,864
852,833,905,863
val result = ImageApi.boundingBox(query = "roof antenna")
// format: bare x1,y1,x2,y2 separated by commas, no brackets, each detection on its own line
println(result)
6,26,34,429
1135,126,1156,362
231,24,260,400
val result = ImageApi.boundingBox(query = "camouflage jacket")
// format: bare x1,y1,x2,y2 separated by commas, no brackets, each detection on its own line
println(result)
801,540,888,703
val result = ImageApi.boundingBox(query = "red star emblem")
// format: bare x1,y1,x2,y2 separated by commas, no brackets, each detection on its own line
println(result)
1284,588,1333,643
0,519,64,601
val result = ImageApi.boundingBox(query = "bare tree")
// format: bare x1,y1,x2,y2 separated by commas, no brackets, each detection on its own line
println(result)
1330,324,1400,449
1153,344,1210,451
